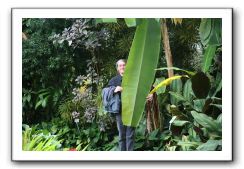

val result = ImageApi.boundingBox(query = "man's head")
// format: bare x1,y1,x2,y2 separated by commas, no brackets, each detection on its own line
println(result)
116,59,126,76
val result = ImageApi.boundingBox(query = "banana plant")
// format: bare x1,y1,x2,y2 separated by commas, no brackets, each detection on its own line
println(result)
121,19,161,127
96,18,161,127
96,18,222,128
199,18,222,73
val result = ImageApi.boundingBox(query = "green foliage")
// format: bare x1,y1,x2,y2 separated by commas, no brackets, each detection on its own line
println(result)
58,99,76,124
95,18,118,24
150,75,189,95
183,79,194,101
199,18,221,73
152,66,222,150
191,111,222,136
22,19,77,123
202,45,217,73
124,18,142,27
24,116,117,151
197,139,222,151
168,18,202,70
122,18,161,127
170,78,183,105
199,18,222,46
22,124,62,151
22,18,222,152
153,77,166,95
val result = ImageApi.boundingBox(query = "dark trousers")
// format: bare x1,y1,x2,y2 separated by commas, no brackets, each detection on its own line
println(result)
114,113,135,151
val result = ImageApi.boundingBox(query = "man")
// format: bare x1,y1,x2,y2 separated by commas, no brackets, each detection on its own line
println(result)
107,59,153,151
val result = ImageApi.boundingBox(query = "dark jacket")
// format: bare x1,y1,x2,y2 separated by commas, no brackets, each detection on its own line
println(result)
107,74,122,88
102,74,122,114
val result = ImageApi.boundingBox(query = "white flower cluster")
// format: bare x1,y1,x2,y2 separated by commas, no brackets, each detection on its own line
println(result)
71,111,80,123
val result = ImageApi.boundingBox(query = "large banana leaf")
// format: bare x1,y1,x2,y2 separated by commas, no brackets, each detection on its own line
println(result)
199,18,222,46
121,19,161,127
199,18,221,73
202,45,217,73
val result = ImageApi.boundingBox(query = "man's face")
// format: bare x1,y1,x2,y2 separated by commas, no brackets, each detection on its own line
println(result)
117,61,126,75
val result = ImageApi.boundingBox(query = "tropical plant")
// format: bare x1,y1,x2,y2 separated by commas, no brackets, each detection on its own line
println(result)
22,124,62,151
22,17,222,152
199,18,222,73
150,68,222,150
121,19,161,127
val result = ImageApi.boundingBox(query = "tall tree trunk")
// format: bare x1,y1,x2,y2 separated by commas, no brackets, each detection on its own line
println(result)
160,19,174,77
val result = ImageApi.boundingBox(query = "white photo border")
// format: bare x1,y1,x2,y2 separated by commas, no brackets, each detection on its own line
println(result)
12,8,233,161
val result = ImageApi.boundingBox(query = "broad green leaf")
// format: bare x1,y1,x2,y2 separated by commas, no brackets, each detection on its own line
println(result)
39,91,50,98
169,91,187,103
202,45,217,73
124,18,142,27
155,67,196,76
41,95,50,108
213,80,222,97
150,75,189,95
191,111,221,134
208,19,222,45
183,79,194,101
35,100,43,110
199,18,212,46
177,141,200,147
27,94,31,102
148,129,160,140
172,119,190,126
170,78,182,105
121,19,161,127
95,18,117,24
197,139,221,151
199,18,222,46
193,99,205,112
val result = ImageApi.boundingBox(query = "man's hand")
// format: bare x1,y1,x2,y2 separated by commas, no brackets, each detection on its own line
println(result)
114,86,123,93
146,94,153,102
